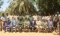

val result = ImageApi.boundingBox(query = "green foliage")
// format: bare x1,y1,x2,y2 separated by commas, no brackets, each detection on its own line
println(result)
6,0,37,15
0,12,2,16
38,0,60,15
58,0,60,5
5,0,60,15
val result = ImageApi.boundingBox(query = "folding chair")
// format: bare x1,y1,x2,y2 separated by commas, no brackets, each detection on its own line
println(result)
5,24,11,32
11,25,16,32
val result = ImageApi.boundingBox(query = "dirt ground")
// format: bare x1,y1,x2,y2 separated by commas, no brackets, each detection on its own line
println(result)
0,31,59,36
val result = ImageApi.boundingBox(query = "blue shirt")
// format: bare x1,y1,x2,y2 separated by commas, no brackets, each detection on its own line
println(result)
11,19,16,26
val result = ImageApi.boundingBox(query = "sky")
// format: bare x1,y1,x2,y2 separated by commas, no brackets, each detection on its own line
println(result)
0,0,10,12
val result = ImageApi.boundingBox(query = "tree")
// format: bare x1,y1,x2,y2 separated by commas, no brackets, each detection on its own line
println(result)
38,0,60,15
47,0,60,15
6,0,60,15
58,0,60,5
0,0,3,8
6,0,37,15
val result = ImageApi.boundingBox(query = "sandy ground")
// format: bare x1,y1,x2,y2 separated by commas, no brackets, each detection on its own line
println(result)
0,31,59,36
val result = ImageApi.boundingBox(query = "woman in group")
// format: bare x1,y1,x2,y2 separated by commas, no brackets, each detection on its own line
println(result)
5,18,11,32
36,18,42,32
48,19,53,32
29,17,36,32
53,16,59,31
16,17,23,32
11,17,17,32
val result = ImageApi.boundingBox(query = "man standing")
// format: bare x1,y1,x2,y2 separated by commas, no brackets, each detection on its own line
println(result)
1,13,7,31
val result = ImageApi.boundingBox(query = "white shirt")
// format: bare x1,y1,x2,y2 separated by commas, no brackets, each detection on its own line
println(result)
33,15,37,20
36,20,41,26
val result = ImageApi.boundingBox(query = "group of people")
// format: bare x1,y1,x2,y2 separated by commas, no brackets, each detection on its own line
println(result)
0,13,60,32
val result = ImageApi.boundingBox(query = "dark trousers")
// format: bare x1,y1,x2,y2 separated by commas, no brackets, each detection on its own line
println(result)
29,26,36,31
